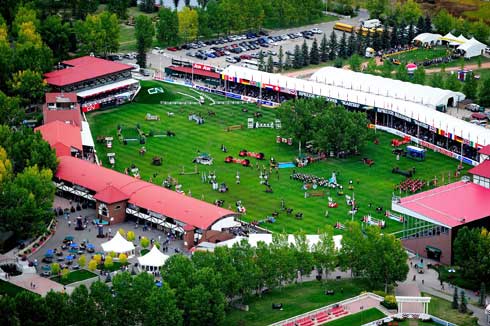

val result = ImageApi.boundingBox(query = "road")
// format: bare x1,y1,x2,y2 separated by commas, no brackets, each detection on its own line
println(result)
122,10,369,72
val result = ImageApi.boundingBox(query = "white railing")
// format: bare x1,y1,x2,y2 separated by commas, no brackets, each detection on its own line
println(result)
268,292,384,326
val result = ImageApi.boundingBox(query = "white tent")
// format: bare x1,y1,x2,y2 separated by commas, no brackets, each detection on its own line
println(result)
101,232,135,257
439,32,457,43
450,34,469,47
412,33,442,46
137,246,169,272
457,37,487,58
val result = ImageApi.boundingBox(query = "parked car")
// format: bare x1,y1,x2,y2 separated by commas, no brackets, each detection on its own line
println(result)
311,28,323,34
466,103,483,112
240,54,252,60
167,47,178,51
41,271,51,277
226,57,238,63
267,50,277,56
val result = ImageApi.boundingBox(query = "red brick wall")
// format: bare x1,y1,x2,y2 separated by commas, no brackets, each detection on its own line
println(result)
184,230,195,249
96,200,127,225
402,230,452,265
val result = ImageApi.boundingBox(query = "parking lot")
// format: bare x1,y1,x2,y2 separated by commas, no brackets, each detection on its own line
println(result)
121,10,368,73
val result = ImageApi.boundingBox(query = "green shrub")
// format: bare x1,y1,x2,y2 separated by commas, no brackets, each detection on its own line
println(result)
382,295,398,309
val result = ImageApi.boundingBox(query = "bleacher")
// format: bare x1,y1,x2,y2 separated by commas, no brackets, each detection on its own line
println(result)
396,178,425,193
277,306,349,326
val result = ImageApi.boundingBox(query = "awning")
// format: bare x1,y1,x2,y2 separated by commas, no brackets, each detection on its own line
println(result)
81,121,95,148
77,79,139,98
168,66,220,79
426,245,441,253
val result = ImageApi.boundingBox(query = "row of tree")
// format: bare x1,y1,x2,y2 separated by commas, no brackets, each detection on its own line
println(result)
1,224,408,325
0,125,58,239
277,99,371,155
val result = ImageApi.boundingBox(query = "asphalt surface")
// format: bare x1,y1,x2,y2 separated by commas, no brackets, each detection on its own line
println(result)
121,10,369,72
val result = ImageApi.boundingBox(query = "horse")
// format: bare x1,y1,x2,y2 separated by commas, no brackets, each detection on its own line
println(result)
167,131,176,137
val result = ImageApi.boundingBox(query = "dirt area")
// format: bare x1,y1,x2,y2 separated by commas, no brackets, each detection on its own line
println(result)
418,0,478,17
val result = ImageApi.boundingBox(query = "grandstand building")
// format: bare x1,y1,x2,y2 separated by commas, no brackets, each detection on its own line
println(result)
44,56,140,112
391,151,490,265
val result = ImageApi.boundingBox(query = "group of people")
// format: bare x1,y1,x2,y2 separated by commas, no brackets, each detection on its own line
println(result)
291,172,340,189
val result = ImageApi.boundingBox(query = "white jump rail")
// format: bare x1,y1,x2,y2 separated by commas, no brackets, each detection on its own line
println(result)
268,292,384,326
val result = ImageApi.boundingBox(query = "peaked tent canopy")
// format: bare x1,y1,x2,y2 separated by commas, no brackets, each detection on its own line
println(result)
457,37,487,58
101,232,135,257
412,33,442,46
450,34,469,46
440,32,457,43
137,246,169,271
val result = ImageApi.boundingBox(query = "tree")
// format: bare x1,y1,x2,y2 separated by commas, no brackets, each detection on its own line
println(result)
328,31,337,60
88,259,97,271
430,72,444,89
118,253,128,264
301,40,309,66
78,254,86,268
51,262,61,275
399,0,422,25
433,9,454,35
266,55,274,73
412,66,426,85
93,254,102,265
416,16,424,35
89,281,113,324
312,226,337,278
107,0,129,19
459,290,468,313
8,69,47,106
381,26,390,50
452,287,459,309
395,64,408,81
277,46,284,72
140,0,156,13
366,0,388,19
407,24,415,45
338,32,347,58
445,72,461,92
40,15,71,61
285,53,292,70
61,268,70,280
135,15,154,69
12,6,40,38
178,7,198,43
76,12,119,57
365,58,378,75
141,236,150,248
44,291,71,326
306,39,318,66
339,222,368,277
258,51,266,71
127,230,135,241
118,228,126,237
479,282,486,307
293,45,303,69
348,54,362,72
157,7,179,46
424,14,432,33
13,21,53,73
320,33,328,62
0,91,23,125
347,32,356,57
479,76,490,107
462,72,478,100
390,24,398,48
104,256,114,269
145,284,183,326
470,20,490,44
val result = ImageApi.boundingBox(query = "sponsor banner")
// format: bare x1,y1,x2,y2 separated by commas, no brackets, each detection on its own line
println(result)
164,77,176,83
192,63,214,72
82,102,101,113
264,84,280,91
195,85,226,97
413,120,429,129
225,92,241,100
298,91,321,98
241,95,257,103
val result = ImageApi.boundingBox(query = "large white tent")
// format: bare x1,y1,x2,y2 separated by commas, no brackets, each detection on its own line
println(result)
221,66,490,147
310,67,464,108
412,33,442,46
439,32,457,43
101,232,135,257
450,34,469,47
137,246,169,272
457,37,487,58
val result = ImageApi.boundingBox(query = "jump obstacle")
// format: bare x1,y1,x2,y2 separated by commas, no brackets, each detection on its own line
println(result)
248,118,282,129
276,136,293,145
225,125,243,132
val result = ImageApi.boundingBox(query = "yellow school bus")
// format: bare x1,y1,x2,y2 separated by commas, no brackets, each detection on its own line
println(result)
334,22,354,33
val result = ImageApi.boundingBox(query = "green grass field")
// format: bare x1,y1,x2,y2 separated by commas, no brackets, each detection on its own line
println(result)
423,293,479,326
0,279,32,296
51,269,97,285
224,279,373,326
87,80,467,234
325,308,386,326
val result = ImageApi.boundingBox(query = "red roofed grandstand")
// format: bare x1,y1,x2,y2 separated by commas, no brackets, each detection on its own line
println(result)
35,121,83,158
54,156,238,234
44,56,140,112
392,158,490,264
43,93,81,128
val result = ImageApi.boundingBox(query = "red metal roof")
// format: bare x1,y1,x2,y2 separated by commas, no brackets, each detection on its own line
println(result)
55,156,235,229
468,160,490,179
45,93,77,103
44,56,133,87
35,121,82,156
43,107,81,128
93,185,129,204
168,66,220,79
397,181,490,228
479,145,490,156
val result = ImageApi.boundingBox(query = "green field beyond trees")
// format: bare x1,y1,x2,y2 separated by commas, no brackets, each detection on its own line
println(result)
88,81,466,234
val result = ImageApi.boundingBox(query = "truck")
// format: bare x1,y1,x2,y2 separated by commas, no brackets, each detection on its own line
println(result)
361,19,381,29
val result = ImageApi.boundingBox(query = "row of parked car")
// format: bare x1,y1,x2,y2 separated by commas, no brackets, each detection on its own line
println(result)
181,28,323,61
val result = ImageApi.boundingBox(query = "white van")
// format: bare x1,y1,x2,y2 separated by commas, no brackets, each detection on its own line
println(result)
361,19,381,29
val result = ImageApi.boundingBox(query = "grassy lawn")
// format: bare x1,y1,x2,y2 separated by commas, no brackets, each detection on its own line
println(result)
0,279,32,296
224,279,373,326
87,80,468,235
397,320,439,326
326,308,386,326
423,293,479,326
51,269,97,285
